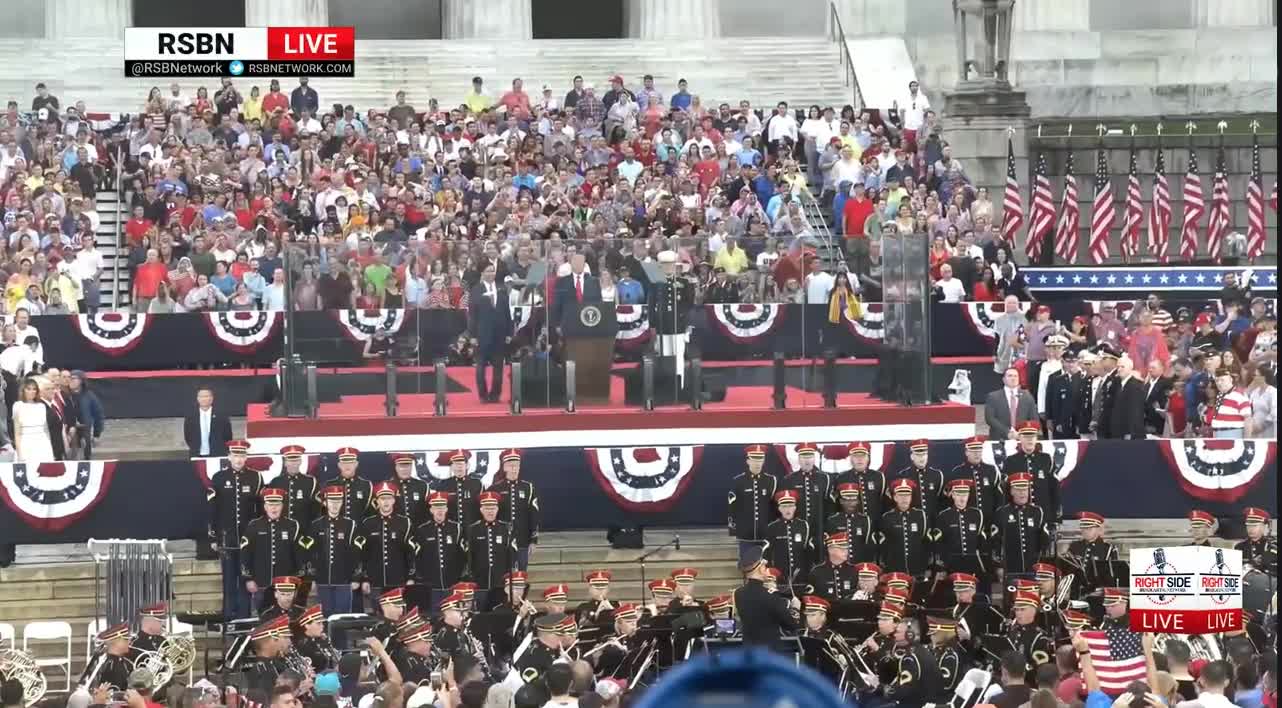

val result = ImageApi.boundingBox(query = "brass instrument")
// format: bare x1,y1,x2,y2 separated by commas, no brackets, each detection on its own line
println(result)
0,648,47,707
159,635,196,675
281,648,315,678
130,649,175,691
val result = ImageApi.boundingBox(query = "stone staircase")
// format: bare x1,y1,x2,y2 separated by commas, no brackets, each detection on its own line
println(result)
94,188,130,310
0,38,851,114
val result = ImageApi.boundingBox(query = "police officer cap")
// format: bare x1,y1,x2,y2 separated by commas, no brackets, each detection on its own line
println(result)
535,612,566,632
738,545,766,573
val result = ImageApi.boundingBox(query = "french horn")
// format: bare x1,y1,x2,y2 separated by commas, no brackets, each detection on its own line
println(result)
159,634,196,674
0,648,46,707
131,649,175,691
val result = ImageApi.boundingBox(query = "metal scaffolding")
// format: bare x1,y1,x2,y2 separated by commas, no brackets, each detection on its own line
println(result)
88,539,173,627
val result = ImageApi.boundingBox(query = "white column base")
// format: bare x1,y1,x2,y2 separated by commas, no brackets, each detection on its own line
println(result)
443,0,533,39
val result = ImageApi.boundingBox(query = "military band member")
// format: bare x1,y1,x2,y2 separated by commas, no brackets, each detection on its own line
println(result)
1065,511,1118,562
1060,609,1091,644
241,488,310,612
267,445,317,528
467,491,516,611
826,483,876,563
434,449,483,530
860,600,902,675
515,612,564,684
645,579,675,618
81,623,134,691
1031,563,1061,636
490,448,541,571
259,575,304,622
881,574,913,610
493,572,536,660
853,562,881,600
1236,507,1278,573
1046,349,1089,439
833,442,886,522
931,479,987,576
369,588,408,644
1099,587,1129,629
209,439,261,619
1001,423,1061,525
451,581,480,615
395,621,437,683
764,489,813,593
729,443,778,562
318,447,373,523
359,481,417,610
887,439,945,524
131,603,168,654
928,616,965,697
308,485,362,616
388,453,429,526
433,591,488,671
779,442,831,552
1008,590,1053,670
575,570,615,627
669,567,705,611
949,572,989,630
541,584,571,622
242,616,292,694
878,478,930,578
295,605,339,673
809,532,858,602
594,603,641,677
799,595,845,684
764,567,784,596
884,617,943,708
557,615,582,662
990,473,1049,575
414,491,466,614
1187,510,1216,547
945,436,1004,520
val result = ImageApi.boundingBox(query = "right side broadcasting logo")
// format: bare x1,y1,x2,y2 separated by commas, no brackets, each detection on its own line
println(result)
1201,547,1239,605
1132,547,1193,605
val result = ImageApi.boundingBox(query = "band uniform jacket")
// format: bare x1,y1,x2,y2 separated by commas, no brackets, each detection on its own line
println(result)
80,652,133,691
931,506,987,572
243,656,286,695
490,477,541,547
208,465,262,547
1001,449,1060,522
392,476,431,526
990,502,1049,574
265,471,318,528
729,471,778,541
650,276,695,334
935,642,964,697
885,642,944,708
832,467,887,521
414,519,467,589
306,514,362,585
1009,622,1053,667
1065,538,1118,564
514,638,558,683
130,630,164,654
466,519,516,590
1046,369,1088,438
433,476,483,530
594,632,636,678
733,577,798,646
259,603,304,623
877,507,931,576
296,635,339,673
779,470,831,551
317,475,373,522
886,464,945,523
802,627,845,682
808,560,858,602
823,511,876,563
764,517,813,590
358,512,417,588
240,515,310,585
944,461,1004,520
1235,537,1278,572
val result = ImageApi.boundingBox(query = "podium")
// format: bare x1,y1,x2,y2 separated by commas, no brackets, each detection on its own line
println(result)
562,302,617,404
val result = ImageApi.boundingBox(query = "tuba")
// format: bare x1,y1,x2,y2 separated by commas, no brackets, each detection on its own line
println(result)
0,648,46,707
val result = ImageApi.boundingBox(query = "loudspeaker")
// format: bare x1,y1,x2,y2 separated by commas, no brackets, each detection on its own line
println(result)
623,356,726,406
607,525,645,549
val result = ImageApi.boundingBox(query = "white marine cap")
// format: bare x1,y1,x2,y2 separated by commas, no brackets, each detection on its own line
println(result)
657,250,677,264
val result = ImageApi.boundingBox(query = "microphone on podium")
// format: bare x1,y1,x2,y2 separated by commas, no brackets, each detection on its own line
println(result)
675,534,681,551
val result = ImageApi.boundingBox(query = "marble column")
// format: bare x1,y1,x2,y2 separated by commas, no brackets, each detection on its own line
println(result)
627,0,721,39
244,0,329,26
443,0,532,39
831,0,906,36
46,0,130,38
1197,0,1274,26
1012,0,1089,31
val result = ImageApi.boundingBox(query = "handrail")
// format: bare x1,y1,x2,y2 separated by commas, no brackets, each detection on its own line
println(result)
111,144,124,311
797,188,841,270
827,2,864,112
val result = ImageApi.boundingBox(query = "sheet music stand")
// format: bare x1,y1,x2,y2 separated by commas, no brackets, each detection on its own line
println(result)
635,616,677,668
1088,559,1129,592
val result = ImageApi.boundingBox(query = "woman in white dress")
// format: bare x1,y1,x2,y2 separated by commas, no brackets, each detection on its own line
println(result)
13,378,55,462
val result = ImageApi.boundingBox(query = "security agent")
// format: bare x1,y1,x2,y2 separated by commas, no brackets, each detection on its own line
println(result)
733,545,800,647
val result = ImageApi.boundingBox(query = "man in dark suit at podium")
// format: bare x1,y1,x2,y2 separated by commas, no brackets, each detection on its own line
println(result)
468,263,512,403
551,253,602,336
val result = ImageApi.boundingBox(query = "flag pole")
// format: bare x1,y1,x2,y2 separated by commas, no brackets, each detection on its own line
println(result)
1184,121,1198,263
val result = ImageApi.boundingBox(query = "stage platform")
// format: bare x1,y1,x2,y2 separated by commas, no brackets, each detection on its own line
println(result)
246,378,976,450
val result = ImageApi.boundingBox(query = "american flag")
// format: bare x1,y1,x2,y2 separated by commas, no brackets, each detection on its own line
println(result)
1121,148,1143,261
1082,627,1148,695
1054,151,1080,263
1246,132,1266,260
1089,146,1116,265
1002,137,1026,251
1147,147,1172,262
1207,144,1231,262
1028,151,1055,262
1180,148,1204,262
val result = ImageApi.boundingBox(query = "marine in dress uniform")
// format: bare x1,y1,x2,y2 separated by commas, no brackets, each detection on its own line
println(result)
241,488,310,612
1008,590,1053,670
433,449,483,531
1000,422,1061,525
1187,510,1216,547
650,249,696,383
1235,507,1278,573
764,489,814,594
990,473,1049,575
514,612,564,684
413,491,467,613
307,485,363,616
808,532,859,602
258,575,305,622
466,491,516,611
887,440,944,524
877,478,930,578
931,479,988,577
1046,350,1088,439
832,442,887,523
294,604,339,673
944,436,1004,520
388,453,429,526
729,444,778,560
928,616,965,699
825,483,876,563
778,442,831,552
1064,511,1119,563
359,481,418,611
318,447,373,522
489,448,541,571
209,439,262,619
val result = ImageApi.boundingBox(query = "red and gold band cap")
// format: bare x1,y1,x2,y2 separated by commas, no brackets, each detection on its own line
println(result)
1007,472,1033,489
856,562,881,579
280,444,306,459
708,594,734,613
478,491,502,507
299,605,325,626
774,489,798,506
927,616,957,633
322,485,345,500
543,584,570,602
227,439,251,454
272,575,302,591
963,435,987,451
614,603,641,621
378,587,405,606
336,446,360,461
1102,587,1128,606
882,572,912,589
671,567,699,583
890,478,917,494
138,603,168,619
98,622,131,642
825,532,850,548
1011,590,1041,609
744,444,767,459
909,439,929,453
802,595,830,614
261,488,285,504
452,581,478,597
1078,511,1104,528
950,572,978,591
946,478,974,493
1016,421,1041,437
505,571,528,587
1188,510,1215,527
649,578,675,595
1032,563,1058,581
428,491,450,507
501,448,523,462
847,441,871,456
372,481,397,498
794,442,818,455
585,570,612,587
836,482,861,499
448,449,471,463
1245,507,1271,524
439,592,467,611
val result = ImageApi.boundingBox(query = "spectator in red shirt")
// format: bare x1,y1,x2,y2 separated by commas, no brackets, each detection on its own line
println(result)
124,205,154,246
132,248,168,312
498,78,532,121
843,183,874,237
261,79,289,115
166,193,198,231
693,145,721,195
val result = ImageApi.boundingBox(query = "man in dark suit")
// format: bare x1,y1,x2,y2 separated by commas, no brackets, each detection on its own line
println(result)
1106,356,1148,440
467,263,512,403
550,252,602,334
184,387,233,457
1141,359,1173,437
983,367,1038,439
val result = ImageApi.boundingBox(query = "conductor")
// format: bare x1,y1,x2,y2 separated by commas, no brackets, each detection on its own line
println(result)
733,546,800,647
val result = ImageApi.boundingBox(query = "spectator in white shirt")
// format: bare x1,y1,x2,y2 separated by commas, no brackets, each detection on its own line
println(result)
935,264,967,303
804,258,835,305
262,268,287,311
766,101,798,154
899,80,930,150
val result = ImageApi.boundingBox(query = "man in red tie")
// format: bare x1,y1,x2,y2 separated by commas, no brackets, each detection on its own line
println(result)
551,252,601,336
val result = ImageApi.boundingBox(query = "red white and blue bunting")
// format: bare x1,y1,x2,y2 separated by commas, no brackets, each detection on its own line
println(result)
614,304,652,350
982,440,1087,483
963,302,1030,342
1158,439,1276,503
193,453,322,488
772,442,896,475
333,309,406,342
411,449,501,487
74,312,150,355
203,311,282,354
0,461,116,532
585,446,703,512
709,304,786,343
843,303,884,343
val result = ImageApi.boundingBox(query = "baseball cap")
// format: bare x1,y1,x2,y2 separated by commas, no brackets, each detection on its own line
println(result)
128,669,154,690
313,671,340,696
